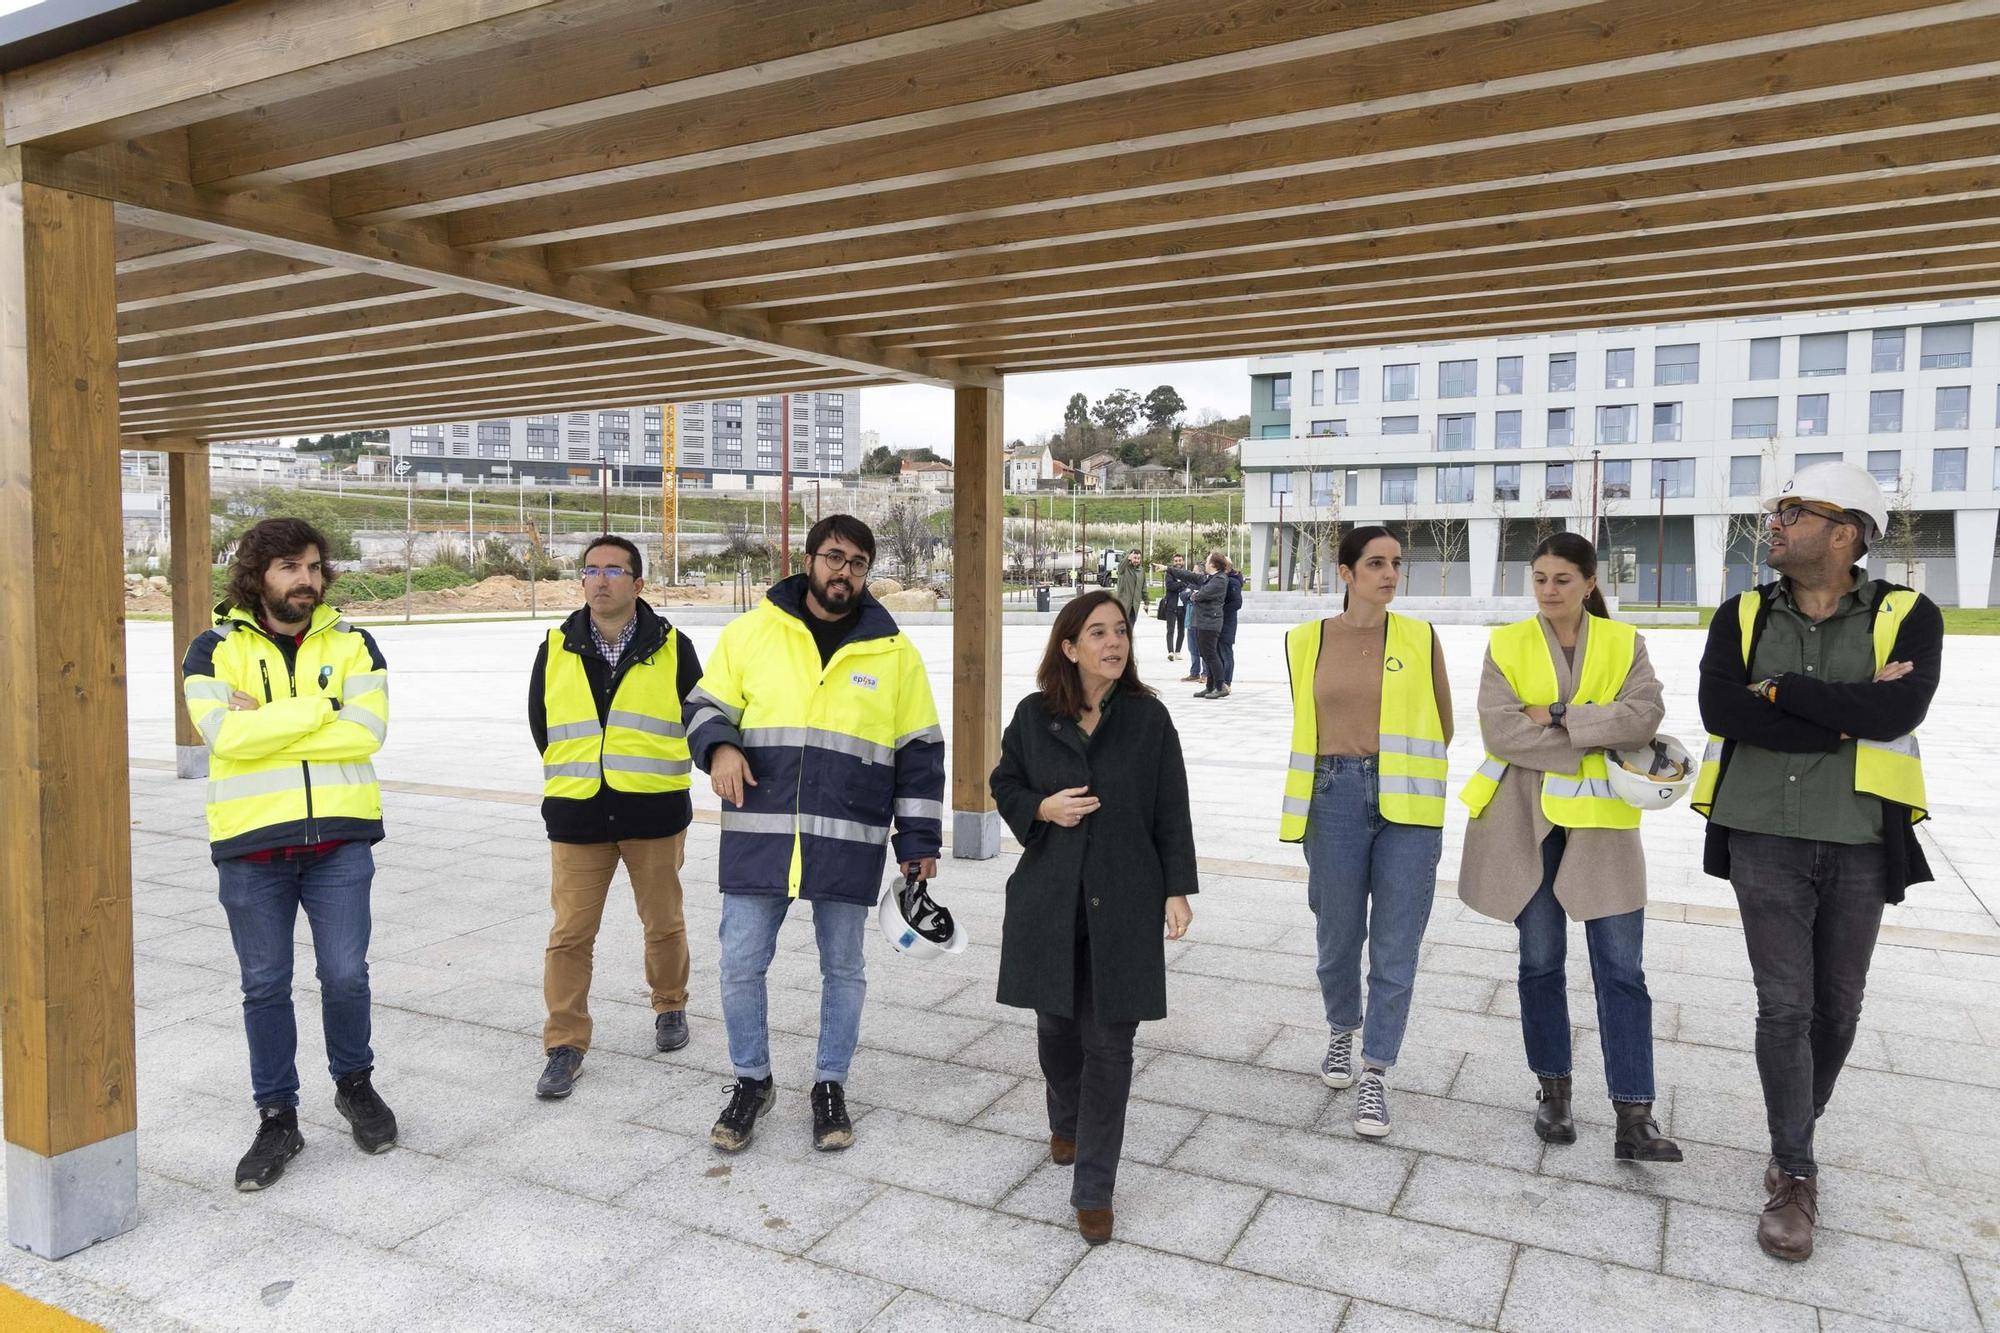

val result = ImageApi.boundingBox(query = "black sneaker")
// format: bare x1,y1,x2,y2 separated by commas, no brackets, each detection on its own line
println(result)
235,1106,305,1191
333,1068,398,1153
709,1076,776,1152
537,1046,584,1099
654,1011,689,1052
811,1080,854,1152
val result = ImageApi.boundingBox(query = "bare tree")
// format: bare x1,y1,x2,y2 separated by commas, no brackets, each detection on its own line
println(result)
1424,516,1468,594
883,497,937,581
1885,469,1921,587
1490,491,1513,597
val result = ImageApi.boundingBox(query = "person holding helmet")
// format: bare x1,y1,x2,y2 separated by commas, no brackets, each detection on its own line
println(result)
1692,460,1942,1264
1458,533,1682,1166
989,590,1197,1247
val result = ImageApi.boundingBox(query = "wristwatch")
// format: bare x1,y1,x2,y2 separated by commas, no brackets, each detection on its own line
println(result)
1547,702,1568,728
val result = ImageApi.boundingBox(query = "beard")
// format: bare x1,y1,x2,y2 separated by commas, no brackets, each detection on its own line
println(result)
262,587,320,623
808,568,857,613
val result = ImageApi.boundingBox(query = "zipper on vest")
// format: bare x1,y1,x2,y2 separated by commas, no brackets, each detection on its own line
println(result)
282,644,318,845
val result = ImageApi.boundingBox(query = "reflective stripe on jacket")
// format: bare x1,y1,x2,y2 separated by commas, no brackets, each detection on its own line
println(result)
541,625,691,798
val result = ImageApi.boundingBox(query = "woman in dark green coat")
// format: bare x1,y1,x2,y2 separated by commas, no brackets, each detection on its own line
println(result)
990,589,1197,1247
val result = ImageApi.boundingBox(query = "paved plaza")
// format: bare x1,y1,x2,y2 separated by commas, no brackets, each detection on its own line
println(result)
2,615,1997,1331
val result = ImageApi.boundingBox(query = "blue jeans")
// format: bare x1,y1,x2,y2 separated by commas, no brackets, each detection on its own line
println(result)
1303,756,1442,1069
1219,630,1238,685
719,893,868,1085
1183,605,1201,675
215,841,376,1107
1515,828,1656,1102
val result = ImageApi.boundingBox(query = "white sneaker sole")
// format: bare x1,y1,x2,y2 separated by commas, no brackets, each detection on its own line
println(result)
1320,1069,1354,1090
1353,1119,1392,1139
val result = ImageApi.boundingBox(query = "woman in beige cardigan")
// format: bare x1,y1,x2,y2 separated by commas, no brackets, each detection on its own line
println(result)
1458,534,1681,1163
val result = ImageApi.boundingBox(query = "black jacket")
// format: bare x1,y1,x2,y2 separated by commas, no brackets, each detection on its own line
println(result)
1159,566,1198,617
1222,570,1244,642
528,600,704,844
1188,570,1229,633
1697,577,1942,900
989,688,1198,1023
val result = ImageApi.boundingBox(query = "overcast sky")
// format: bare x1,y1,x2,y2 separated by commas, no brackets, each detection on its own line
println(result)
859,356,1250,458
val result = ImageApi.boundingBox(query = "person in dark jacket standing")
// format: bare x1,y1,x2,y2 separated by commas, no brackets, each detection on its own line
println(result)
528,536,704,1099
1155,553,1189,663
1219,560,1244,694
990,590,1196,1247
1188,551,1230,699
1113,548,1147,626
1163,555,1204,680
1691,462,1941,1264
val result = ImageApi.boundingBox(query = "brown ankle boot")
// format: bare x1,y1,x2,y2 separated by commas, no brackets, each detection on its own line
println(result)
1076,1207,1114,1246
1612,1101,1682,1162
1534,1076,1575,1144
1049,1135,1076,1166
1759,1165,1818,1262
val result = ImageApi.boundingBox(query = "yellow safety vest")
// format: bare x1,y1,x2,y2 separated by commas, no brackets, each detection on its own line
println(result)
1460,616,1641,830
541,626,691,798
1689,586,1926,823
1280,613,1449,839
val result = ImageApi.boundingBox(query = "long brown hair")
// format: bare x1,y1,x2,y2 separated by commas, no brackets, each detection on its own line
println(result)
1036,589,1154,718
225,517,337,615
1532,532,1611,619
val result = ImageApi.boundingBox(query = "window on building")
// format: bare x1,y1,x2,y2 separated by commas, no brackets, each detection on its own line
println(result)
478,443,508,459
1548,351,1576,392
527,444,555,461
1937,385,1971,430
1310,369,1324,406
1438,413,1475,451
1269,471,1292,502
1381,415,1419,435
599,410,630,427
1748,337,1780,380
450,442,471,457
1596,405,1636,445
1934,447,1968,491
719,402,743,420
1258,423,1290,439
1652,457,1695,499
1795,451,1841,472
1867,450,1901,487
1439,359,1477,398
1496,410,1522,448
1544,408,1573,448
1497,356,1524,396
608,448,631,464
1384,364,1418,401
1654,343,1699,386
1601,459,1632,500
1335,366,1359,403
1308,419,1346,436
1436,464,1474,504
1546,462,1573,500
1732,397,1778,439
567,446,592,461
1343,469,1362,505
1796,394,1829,436
1872,328,1905,372
1381,466,1418,505
1870,389,1903,433
1652,402,1682,442
1272,374,1292,410
1605,348,1634,389
1494,463,1521,501
1798,331,1847,377
1730,455,1762,497
1921,323,1973,369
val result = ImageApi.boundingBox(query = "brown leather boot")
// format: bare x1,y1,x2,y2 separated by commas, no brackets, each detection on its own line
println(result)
1050,1135,1076,1166
1076,1207,1114,1246
1759,1164,1818,1262
1612,1101,1682,1162
1534,1076,1575,1144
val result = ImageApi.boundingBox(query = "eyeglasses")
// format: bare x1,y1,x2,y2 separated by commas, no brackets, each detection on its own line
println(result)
1769,501,1848,529
580,566,634,580
813,550,872,576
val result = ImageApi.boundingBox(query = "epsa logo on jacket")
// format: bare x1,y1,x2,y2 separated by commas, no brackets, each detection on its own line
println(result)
850,672,879,691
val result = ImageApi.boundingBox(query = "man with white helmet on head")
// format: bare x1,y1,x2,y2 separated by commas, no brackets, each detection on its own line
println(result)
1690,460,1943,1265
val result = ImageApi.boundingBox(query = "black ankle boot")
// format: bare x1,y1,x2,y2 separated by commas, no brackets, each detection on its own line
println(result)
334,1067,398,1154
1613,1100,1682,1162
1534,1075,1575,1144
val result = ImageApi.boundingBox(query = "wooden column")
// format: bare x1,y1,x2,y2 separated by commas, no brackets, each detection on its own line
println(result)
0,163,139,1257
168,445,212,778
950,383,1003,859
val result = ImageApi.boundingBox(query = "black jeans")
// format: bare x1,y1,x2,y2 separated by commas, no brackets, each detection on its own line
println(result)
1219,631,1237,685
1727,830,1890,1177
1194,628,1224,690
1164,610,1185,655
1037,943,1138,1210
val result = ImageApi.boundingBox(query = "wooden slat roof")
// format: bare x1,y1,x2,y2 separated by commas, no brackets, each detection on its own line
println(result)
8,0,2000,443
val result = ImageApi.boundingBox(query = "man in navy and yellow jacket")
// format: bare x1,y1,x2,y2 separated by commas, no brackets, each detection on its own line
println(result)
688,515,945,1155
181,518,396,1193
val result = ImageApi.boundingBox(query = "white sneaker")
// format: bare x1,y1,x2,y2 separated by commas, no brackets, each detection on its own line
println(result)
1320,1030,1354,1089
1353,1071,1391,1139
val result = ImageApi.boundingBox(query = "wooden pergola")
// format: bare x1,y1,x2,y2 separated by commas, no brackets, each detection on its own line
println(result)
7,0,2000,1257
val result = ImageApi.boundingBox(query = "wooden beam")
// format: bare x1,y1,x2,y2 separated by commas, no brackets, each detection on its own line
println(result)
167,447,212,778
115,310,592,385
950,383,1003,860
118,292,523,364
117,273,431,341
118,253,338,310
0,162,137,1259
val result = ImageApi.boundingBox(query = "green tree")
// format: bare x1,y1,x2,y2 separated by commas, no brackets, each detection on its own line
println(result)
861,445,897,476
1090,388,1142,439
1142,385,1187,435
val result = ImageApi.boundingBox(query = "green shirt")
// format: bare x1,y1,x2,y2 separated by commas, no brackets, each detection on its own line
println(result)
1711,569,1883,845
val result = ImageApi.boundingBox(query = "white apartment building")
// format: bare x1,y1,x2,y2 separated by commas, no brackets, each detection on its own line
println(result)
1239,301,2000,608
387,391,860,490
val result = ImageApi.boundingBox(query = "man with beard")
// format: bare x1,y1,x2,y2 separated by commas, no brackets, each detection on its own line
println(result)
687,515,945,1153
1691,461,1942,1263
180,518,396,1191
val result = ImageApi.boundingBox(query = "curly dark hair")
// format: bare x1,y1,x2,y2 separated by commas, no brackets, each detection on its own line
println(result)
225,517,337,614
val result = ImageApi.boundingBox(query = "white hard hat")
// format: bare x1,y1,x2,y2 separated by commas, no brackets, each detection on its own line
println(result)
876,868,968,960
1606,734,1698,812
1764,461,1888,539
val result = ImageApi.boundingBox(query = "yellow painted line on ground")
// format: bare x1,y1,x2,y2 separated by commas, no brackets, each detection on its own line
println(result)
0,1284,104,1332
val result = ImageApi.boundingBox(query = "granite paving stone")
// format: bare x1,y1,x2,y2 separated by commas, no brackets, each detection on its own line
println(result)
997,1158,1265,1261
1165,1111,1416,1212
1035,1243,1343,1333
1498,1247,1818,1333
1394,1156,1667,1269
614,1147,881,1256
808,1188,1085,1321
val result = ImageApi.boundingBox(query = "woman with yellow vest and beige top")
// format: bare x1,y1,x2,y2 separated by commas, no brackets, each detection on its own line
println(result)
1692,462,1940,1264
1281,526,1451,1139
1458,533,1682,1164
528,535,703,1099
